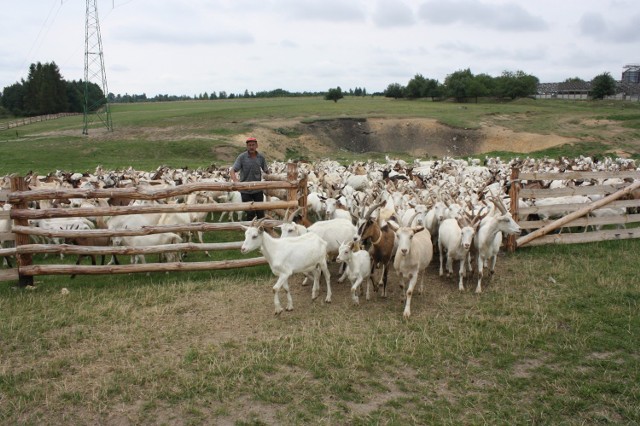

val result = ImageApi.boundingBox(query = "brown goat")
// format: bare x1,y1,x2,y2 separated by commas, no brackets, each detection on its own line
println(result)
357,201,396,297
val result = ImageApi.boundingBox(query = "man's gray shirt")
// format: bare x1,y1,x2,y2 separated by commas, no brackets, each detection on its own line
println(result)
232,152,268,194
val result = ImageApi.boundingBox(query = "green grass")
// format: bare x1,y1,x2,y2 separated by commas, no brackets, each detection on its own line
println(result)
2,97,640,175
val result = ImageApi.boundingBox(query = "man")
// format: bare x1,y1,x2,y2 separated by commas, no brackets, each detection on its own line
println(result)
230,137,270,220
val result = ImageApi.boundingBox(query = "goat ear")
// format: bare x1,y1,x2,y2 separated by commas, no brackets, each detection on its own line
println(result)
387,220,399,231
412,225,425,234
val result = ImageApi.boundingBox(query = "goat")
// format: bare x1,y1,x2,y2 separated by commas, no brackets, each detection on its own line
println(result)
357,201,396,298
218,191,243,222
438,212,483,291
322,196,352,221
67,216,118,278
336,240,373,305
1,204,13,267
240,218,331,315
112,232,183,267
388,221,433,319
473,197,521,293
306,191,325,221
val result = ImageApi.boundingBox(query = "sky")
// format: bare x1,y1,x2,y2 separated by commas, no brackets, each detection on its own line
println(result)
1,0,639,97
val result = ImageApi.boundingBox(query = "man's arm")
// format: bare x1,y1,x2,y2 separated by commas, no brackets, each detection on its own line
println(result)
230,167,238,183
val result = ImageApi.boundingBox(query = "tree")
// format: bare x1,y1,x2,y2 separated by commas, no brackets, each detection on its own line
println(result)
22,62,69,115
445,68,474,102
0,82,26,115
405,74,428,99
65,80,84,113
590,72,617,100
384,83,405,99
494,70,539,99
325,86,344,103
466,78,489,103
423,79,443,101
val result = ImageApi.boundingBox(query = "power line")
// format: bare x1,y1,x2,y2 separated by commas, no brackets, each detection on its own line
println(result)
15,0,65,82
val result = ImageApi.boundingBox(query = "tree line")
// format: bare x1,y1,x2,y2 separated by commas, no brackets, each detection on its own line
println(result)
0,62,106,118
0,62,619,118
381,69,616,102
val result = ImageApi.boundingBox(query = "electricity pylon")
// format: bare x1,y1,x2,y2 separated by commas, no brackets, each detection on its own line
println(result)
83,0,112,135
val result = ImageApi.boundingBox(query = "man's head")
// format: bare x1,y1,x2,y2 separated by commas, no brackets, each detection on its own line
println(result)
246,137,258,153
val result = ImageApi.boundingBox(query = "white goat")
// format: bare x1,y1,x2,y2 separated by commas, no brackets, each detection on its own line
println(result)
1,204,13,267
336,240,373,305
31,217,95,259
323,197,352,221
473,198,521,293
218,191,243,222
438,217,479,291
241,219,331,315
400,204,428,227
306,192,325,221
281,217,357,284
388,221,434,319
112,232,183,266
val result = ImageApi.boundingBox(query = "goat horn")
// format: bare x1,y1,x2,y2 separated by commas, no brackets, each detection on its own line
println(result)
363,200,385,222
491,196,508,215
408,211,420,227
286,207,302,223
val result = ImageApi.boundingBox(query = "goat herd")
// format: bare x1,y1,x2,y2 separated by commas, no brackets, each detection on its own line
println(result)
1,154,638,318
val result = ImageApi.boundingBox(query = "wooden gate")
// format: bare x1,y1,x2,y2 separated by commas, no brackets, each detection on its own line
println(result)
507,168,640,250
0,163,307,285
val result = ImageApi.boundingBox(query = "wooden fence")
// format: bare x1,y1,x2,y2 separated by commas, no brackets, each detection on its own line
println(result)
0,163,308,285
507,169,640,250
0,113,82,131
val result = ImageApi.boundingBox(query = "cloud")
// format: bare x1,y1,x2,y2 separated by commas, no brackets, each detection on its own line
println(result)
418,0,548,31
578,13,607,37
372,0,416,28
112,26,254,46
579,12,640,43
279,0,366,22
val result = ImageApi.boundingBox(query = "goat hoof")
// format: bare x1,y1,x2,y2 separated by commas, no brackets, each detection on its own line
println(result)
274,308,283,316
286,306,293,312
324,297,332,304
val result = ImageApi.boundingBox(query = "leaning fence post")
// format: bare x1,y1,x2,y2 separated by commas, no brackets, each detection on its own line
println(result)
10,175,34,287
506,167,520,252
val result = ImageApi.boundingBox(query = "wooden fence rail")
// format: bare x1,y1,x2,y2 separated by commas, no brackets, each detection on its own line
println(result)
0,113,81,131
508,168,640,250
0,163,306,285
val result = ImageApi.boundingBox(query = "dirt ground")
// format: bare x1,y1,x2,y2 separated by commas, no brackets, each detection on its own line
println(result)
224,117,579,162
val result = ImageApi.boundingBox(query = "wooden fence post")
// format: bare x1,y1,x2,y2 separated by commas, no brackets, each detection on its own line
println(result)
10,175,34,287
506,167,520,252
298,174,308,221
286,163,298,203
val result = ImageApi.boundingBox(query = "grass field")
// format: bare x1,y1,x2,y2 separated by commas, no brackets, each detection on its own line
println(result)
1,97,639,424
1,96,640,175
1,239,638,424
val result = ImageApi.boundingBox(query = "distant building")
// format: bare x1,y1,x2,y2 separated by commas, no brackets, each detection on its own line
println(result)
536,64,640,101
622,64,640,83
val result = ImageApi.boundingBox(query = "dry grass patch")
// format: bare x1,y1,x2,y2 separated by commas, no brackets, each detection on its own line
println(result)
1,239,639,424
